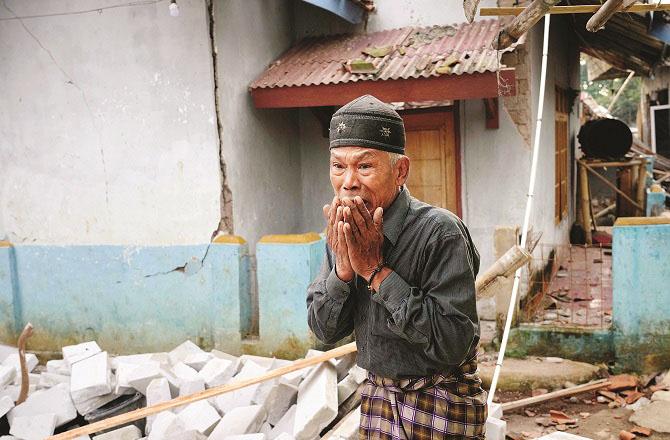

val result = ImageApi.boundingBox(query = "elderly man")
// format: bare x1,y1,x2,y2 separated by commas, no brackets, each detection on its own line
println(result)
306,95,487,440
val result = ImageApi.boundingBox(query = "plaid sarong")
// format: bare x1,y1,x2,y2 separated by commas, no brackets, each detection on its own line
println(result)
359,356,488,440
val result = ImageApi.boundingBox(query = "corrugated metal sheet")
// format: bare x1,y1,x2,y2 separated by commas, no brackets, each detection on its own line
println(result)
250,20,509,90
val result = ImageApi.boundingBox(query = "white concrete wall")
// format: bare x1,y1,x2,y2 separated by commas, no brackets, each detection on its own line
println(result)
0,0,221,245
215,0,302,248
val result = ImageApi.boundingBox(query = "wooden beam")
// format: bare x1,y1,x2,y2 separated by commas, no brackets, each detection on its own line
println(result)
502,379,611,412
492,0,560,50
484,97,499,129
580,161,645,211
251,69,516,109
481,3,670,16
586,0,637,32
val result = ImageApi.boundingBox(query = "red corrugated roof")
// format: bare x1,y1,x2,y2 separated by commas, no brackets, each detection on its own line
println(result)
250,20,508,90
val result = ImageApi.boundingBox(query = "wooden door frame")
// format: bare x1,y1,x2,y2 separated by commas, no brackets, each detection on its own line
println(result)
399,104,462,218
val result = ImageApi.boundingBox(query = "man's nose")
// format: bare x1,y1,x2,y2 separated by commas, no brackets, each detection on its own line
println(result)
342,169,359,191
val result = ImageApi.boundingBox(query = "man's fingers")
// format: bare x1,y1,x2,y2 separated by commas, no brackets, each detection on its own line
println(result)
354,196,373,229
323,204,331,221
343,222,355,249
373,207,383,229
343,206,360,238
348,199,369,234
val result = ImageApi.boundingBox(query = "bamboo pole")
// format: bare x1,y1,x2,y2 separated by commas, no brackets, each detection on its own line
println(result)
48,342,358,440
579,161,593,245
492,0,560,50
636,159,648,215
487,14,551,408
480,3,670,16
586,0,637,32
607,70,635,113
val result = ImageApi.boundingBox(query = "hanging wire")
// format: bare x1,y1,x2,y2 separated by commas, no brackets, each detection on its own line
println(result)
0,0,166,21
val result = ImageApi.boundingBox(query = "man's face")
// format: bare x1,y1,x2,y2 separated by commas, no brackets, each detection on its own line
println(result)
329,146,407,212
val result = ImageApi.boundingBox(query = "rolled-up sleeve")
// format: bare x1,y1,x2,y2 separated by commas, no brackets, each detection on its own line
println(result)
371,230,480,367
306,247,356,344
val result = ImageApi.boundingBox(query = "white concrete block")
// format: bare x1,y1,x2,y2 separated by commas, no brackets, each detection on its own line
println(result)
12,372,40,387
2,353,38,377
63,341,102,366
488,402,503,419
239,355,276,370
0,364,16,388
184,352,213,372
327,405,360,440
0,395,15,418
164,430,207,440
46,359,70,375
260,422,272,437
111,353,164,370
277,370,303,388
93,425,143,440
73,391,119,416
127,363,163,395
172,362,200,381
0,385,36,403
214,361,267,414
293,362,338,440
148,411,186,440
9,413,57,440
168,341,204,366
146,378,172,434
8,383,77,427
198,358,235,388
179,378,205,397
207,404,265,439
70,351,112,403
263,382,297,425
335,353,357,383
38,372,70,389
223,435,266,440
337,374,363,405
210,350,238,363
273,434,294,440
177,401,221,435
268,404,295,440
485,416,506,440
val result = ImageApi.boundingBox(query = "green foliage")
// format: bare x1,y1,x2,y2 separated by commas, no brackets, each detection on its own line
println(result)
580,62,641,127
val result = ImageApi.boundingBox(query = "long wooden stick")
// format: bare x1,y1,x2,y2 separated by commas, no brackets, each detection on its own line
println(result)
48,342,358,439
586,0,636,32
492,0,560,50
501,379,610,411
480,3,670,16
16,323,34,405
581,161,644,210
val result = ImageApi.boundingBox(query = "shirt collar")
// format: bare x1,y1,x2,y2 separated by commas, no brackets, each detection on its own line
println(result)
383,187,410,246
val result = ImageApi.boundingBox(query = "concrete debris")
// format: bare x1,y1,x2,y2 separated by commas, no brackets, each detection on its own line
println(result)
628,397,651,412
293,362,338,440
0,340,365,440
92,425,142,439
485,416,506,440
208,404,266,438
9,413,57,440
535,433,592,439
2,354,38,377
651,389,670,402
629,400,670,433
63,342,102,367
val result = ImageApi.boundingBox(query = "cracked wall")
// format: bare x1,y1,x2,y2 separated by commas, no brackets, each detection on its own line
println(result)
0,0,222,245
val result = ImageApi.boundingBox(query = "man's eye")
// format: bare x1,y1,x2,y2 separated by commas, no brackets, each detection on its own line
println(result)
359,163,372,170
332,163,344,169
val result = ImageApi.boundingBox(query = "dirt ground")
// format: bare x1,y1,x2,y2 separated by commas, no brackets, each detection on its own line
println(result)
497,390,670,440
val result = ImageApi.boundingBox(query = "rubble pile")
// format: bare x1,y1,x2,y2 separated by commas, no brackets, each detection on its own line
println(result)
0,341,367,440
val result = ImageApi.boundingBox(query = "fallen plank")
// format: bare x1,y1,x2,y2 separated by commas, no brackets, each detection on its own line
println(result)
501,379,611,412
47,342,358,439
480,3,670,16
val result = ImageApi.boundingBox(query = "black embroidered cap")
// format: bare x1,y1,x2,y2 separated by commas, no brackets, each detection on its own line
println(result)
329,95,405,154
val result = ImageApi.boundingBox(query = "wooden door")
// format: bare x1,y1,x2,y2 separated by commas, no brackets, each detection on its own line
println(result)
401,109,461,216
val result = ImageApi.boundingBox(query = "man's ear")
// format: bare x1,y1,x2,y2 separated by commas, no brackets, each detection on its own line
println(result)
395,156,410,186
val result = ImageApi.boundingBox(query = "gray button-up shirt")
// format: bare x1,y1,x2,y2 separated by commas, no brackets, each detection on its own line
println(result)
306,188,481,379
